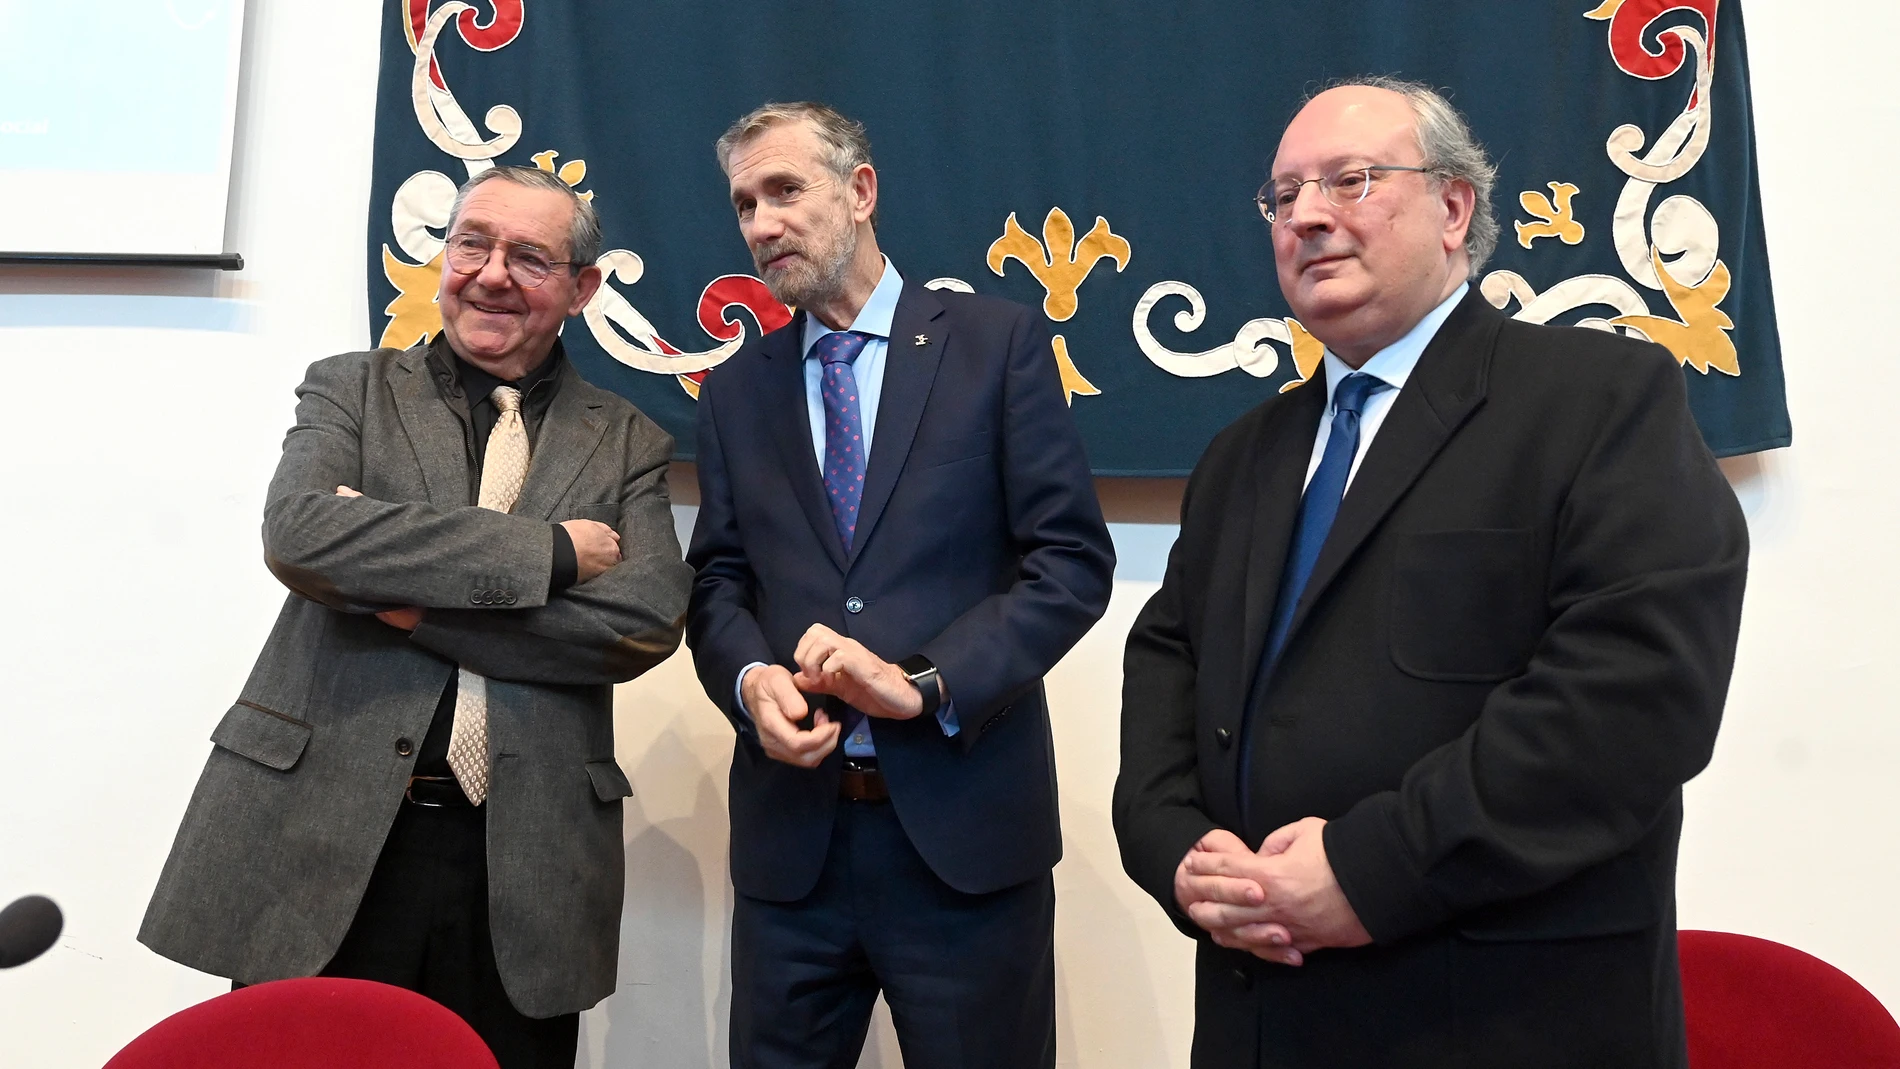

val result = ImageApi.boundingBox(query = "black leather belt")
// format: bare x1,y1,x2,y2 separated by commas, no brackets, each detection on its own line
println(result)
405,775,478,807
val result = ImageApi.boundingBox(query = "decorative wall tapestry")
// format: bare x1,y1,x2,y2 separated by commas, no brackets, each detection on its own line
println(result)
369,0,1788,474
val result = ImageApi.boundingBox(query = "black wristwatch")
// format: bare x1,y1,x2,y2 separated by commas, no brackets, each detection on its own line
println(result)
896,654,943,719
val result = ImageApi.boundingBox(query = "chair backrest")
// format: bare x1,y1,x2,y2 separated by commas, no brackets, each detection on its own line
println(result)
1679,929,1900,1069
103,977,500,1069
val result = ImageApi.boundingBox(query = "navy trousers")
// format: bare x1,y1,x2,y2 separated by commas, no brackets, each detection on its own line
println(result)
730,798,1056,1069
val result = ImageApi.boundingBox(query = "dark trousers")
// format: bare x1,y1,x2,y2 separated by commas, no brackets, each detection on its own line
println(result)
319,801,579,1069
730,798,1056,1069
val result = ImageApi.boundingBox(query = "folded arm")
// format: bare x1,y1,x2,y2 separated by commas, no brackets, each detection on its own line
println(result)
405,420,693,686
262,354,554,612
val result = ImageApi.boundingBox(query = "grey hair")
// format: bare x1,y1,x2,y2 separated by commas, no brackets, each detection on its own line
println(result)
447,165,602,271
1304,75,1500,272
715,101,878,227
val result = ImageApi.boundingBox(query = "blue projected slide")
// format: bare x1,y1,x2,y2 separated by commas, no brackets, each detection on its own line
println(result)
0,0,239,174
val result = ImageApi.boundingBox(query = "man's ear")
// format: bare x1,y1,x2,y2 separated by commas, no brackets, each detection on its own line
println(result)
850,163,878,226
1441,177,1476,256
568,263,604,316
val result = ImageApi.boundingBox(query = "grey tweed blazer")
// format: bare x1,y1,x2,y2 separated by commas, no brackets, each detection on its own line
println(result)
140,341,691,1017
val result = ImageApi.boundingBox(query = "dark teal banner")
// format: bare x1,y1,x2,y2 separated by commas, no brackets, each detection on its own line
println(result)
368,0,1788,474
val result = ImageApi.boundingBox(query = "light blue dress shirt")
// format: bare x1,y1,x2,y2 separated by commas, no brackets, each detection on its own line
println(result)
1304,283,1468,492
734,259,960,756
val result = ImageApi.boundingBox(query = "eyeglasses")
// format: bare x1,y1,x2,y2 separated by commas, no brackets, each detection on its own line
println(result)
1256,165,1434,225
442,232,574,288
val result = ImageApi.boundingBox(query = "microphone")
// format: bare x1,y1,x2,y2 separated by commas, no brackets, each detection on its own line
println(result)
0,895,63,968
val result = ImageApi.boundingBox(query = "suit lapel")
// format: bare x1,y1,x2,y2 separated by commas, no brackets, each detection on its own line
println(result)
848,283,945,567
764,313,850,572
389,346,472,507
513,362,608,520
1285,290,1499,642
1239,378,1327,694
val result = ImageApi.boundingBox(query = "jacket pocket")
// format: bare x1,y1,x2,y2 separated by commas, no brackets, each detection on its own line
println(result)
210,700,313,772
584,758,634,802
565,501,619,524
1389,528,1542,682
910,430,993,470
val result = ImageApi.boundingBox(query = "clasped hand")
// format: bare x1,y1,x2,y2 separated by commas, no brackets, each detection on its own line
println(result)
1173,818,1372,968
742,624,929,768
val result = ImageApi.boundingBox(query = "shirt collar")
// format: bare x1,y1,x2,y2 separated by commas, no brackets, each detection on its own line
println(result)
1319,282,1468,410
431,333,566,408
801,257,903,359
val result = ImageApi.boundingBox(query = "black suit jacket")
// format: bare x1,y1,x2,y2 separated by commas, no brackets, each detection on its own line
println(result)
1114,290,1748,1069
688,282,1114,901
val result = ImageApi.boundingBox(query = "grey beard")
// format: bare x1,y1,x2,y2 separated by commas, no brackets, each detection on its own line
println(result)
760,226,857,310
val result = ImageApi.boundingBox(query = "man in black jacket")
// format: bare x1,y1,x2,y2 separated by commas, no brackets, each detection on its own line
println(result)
1114,77,1747,1068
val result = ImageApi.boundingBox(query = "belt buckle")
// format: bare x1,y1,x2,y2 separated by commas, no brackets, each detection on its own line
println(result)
838,764,889,803
405,774,459,807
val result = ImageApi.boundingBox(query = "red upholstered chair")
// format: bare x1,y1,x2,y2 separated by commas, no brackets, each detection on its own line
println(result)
1679,929,1900,1069
103,977,499,1069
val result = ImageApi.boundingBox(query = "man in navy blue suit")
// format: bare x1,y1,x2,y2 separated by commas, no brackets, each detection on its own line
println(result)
686,102,1115,1069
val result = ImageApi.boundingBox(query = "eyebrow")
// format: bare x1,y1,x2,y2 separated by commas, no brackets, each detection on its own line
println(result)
1269,156,1383,182
732,167,816,204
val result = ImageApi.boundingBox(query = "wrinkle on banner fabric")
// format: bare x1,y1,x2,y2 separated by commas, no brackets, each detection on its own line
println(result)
367,0,1789,475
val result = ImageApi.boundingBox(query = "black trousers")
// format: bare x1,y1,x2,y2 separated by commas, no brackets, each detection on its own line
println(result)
730,798,1056,1069
319,800,579,1069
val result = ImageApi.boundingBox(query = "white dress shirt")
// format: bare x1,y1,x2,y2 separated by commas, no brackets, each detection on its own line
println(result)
1304,283,1469,492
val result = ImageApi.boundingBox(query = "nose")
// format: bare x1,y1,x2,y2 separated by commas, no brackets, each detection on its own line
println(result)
746,201,786,244
473,243,514,289
1282,180,1334,233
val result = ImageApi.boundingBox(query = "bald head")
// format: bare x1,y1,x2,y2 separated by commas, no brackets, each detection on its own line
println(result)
1279,85,1420,166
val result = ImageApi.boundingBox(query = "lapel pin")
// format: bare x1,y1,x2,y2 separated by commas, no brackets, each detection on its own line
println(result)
914,334,930,347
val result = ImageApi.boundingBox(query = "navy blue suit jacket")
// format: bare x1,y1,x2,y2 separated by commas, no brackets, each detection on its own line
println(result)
687,282,1114,902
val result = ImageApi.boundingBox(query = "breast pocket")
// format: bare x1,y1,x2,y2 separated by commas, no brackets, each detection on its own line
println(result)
563,501,620,525
1389,529,1543,682
909,430,993,471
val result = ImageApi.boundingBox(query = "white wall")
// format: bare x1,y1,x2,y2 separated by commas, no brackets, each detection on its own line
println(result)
0,3,1893,1067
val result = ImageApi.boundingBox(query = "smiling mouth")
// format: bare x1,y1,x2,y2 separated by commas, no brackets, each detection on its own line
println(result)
468,300,519,315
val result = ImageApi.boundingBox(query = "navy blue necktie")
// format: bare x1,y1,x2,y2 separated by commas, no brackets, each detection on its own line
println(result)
1261,371,1389,668
817,331,873,551
1240,371,1389,817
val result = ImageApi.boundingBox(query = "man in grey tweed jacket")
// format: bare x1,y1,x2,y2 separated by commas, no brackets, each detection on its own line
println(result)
140,166,691,1068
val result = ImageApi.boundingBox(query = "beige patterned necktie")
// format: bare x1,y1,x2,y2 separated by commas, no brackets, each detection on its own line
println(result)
447,385,529,805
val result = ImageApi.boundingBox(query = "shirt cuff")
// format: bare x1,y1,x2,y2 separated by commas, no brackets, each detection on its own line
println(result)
936,700,960,737
549,523,578,594
733,662,767,724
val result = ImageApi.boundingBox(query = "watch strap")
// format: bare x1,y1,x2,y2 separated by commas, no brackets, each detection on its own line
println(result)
896,654,942,719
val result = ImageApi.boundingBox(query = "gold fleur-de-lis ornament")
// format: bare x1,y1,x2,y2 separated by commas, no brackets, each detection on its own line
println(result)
987,207,1131,404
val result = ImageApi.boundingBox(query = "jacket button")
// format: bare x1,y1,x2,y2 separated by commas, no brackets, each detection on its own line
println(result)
1216,726,1233,749
469,590,483,605
395,737,414,757
844,597,864,614
504,593,517,605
